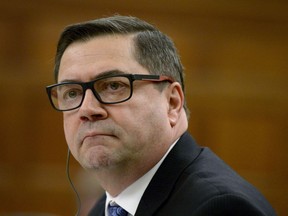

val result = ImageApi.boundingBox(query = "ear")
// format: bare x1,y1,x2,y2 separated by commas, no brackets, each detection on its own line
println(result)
166,82,184,127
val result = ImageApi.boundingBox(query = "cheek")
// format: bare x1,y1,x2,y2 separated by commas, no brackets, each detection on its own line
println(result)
118,100,168,139
63,115,77,150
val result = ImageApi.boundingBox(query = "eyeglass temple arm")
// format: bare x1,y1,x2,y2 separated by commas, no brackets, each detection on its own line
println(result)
132,74,174,83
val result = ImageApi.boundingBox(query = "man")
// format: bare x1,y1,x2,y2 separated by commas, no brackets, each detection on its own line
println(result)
46,15,276,216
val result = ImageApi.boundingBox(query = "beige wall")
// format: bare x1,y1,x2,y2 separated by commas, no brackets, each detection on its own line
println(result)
1,1,287,215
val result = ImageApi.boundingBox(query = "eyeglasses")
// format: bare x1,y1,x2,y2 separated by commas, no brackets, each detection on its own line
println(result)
46,74,174,111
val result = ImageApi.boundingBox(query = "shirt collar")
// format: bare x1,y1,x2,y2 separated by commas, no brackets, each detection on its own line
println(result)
105,138,179,216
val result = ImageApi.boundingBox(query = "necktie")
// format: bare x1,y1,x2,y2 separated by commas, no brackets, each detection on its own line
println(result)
108,203,128,216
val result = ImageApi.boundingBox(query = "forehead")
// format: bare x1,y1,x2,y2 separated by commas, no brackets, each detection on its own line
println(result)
58,35,146,82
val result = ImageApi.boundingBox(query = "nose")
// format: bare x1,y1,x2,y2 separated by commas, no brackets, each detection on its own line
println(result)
78,89,108,121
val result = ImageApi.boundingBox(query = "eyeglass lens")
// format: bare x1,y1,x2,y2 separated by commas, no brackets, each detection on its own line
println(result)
50,76,132,110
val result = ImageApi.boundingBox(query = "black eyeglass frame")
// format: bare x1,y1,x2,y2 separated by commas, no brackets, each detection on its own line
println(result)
46,74,174,111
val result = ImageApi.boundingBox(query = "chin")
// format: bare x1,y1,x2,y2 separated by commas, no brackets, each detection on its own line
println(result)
80,147,111,170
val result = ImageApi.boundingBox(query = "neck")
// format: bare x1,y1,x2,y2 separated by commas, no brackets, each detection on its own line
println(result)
94,110,188,197
94,159,156,197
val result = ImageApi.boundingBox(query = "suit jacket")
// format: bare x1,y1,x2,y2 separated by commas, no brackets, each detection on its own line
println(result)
88,132,276,216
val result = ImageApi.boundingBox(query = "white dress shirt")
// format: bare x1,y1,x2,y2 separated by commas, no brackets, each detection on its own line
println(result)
105,139,179,216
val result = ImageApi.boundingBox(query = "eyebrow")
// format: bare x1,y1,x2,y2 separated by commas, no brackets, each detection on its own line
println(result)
96,70,126,79
58,69,127,83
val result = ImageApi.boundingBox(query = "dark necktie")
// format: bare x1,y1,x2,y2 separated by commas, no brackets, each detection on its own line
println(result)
108,203,128,216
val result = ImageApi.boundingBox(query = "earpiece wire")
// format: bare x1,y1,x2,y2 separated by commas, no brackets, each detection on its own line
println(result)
66,148,82,216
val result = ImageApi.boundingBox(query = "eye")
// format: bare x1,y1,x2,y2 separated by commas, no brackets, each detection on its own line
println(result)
62,88,83,101
107,81,124,91
96,78,129,93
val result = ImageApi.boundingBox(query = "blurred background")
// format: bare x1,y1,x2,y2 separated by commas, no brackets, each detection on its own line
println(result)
0,0,287,215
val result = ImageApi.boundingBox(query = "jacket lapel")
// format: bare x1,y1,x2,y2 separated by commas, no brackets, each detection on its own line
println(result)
88,194,106,216
135,132,202,216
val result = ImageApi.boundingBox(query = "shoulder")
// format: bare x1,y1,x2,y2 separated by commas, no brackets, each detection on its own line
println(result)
157,133,276,215
192,193,276,216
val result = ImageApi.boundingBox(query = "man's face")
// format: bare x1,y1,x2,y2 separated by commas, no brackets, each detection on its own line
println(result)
58,35,172,170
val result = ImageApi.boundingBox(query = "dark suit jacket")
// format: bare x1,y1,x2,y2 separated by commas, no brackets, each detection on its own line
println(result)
89,132,276,216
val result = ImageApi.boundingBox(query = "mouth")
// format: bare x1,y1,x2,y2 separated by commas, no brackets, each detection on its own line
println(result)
82,132,115,145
